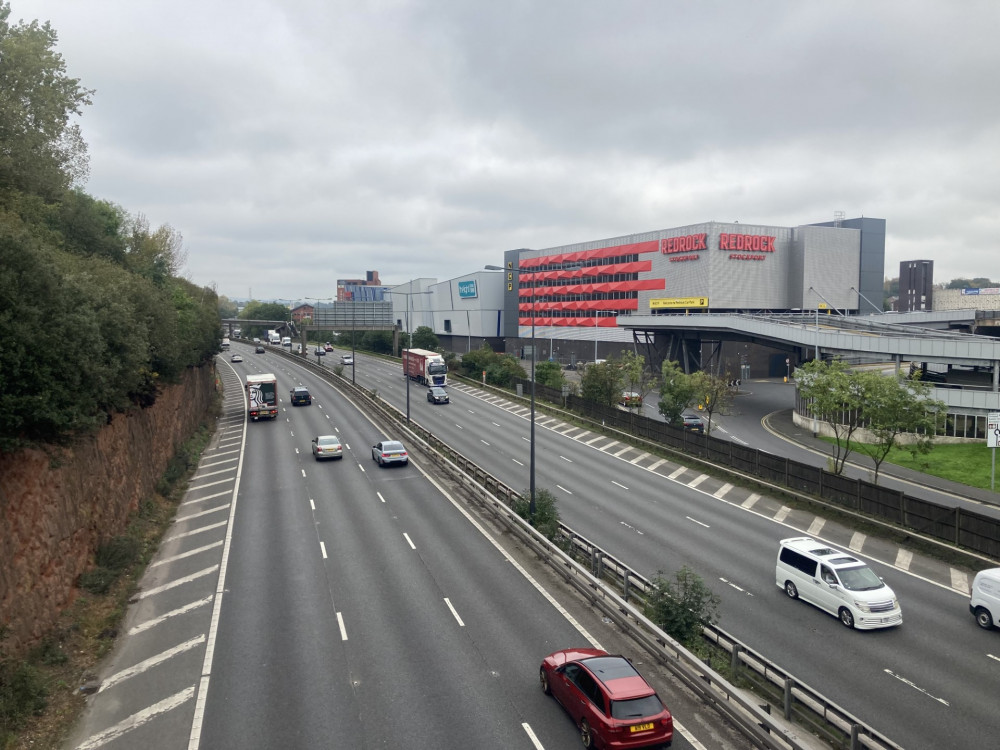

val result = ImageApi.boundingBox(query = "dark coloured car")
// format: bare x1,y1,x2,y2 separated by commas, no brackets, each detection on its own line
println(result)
290,386,312,406
314,347,326,356
311,435,343,460
540,648,673,749
255,345,266,354
427,387,449,404
681,414,704,433
372,440,408,466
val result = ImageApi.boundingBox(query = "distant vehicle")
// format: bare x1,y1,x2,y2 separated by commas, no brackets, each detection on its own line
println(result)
427,387,449,404
289,386,312,406
539,648,673,750
970,568,1000,629
314,347,326,356
233,328,242,338
255,345,266,354
253,337,261,344
341,354,353,365
403,348,447,386
620,391,643,408
230,353,243,363
324,343,333,352
281,336,292,348
245,373,278,421
681,414,704,433
311,435,343,460
221,337,230,350
372,440,408,466
267,330,280,345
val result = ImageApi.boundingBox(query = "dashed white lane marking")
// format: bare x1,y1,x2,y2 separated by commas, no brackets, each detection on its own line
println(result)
151,541,224,568
612,481,629,490
320,542,328,559
687,474,709,488
377,491,387,503
951,569,969,593
128,596,213,636
686,516,710,528
556,485,573,494
444,598,465,627
742,493,761,509
522,722,544,749
883,669,950,706
773,506,791,523
76,686,195,750
895,549,913,570
135,566,219,600
807,517,826,536
100,635,206,693
559,455,573,462
849,531,866,552
337,612,348,641
404,533,416,550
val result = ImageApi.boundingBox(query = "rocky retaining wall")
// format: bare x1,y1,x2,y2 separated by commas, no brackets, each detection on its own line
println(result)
0,364,217,656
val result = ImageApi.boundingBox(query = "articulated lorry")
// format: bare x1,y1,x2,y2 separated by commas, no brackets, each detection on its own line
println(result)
246,373,279,420
403,348,447,387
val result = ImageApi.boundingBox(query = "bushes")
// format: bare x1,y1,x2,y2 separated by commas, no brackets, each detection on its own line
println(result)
644,567,720,646
512,488,561,540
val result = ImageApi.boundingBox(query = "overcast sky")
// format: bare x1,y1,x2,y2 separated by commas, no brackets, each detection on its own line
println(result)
19,1,1000,302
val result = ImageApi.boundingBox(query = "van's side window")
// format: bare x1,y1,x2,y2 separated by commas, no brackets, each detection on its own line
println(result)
780,547,817,576
821,565,837,584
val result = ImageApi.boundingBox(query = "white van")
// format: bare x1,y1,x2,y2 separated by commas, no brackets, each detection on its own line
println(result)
775,537,902,630
970,568,1000,629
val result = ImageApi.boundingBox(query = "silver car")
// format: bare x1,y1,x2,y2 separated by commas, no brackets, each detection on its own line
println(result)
371,440,408,466
312,435,343,460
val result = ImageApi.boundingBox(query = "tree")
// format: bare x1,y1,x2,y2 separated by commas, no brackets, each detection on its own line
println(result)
644,567,720,646
580,359,622,406
658,360,698,427
618,350,650,409
0,3,94,199
411,325,438,350
512,488,560,540
692,370,735,435
217,295,239,320
535,360,566,389
854,372,945,483
795,359,864,474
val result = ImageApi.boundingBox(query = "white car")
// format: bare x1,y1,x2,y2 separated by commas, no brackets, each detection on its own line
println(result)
341,354,354,365
230,354,243,363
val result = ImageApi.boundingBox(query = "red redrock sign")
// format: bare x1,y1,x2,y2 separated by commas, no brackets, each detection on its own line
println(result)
719,234,776,252
661,234,707,254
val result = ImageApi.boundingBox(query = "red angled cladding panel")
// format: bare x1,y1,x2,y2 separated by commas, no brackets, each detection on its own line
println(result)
518,240,660,269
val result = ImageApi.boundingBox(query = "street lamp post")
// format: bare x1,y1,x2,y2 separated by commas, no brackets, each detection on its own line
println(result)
388,288,432,423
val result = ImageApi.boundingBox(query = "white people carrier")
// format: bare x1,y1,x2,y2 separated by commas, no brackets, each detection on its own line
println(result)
776,537,902,630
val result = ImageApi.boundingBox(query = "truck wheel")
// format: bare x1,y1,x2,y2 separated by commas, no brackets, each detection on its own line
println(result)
975,607,994,629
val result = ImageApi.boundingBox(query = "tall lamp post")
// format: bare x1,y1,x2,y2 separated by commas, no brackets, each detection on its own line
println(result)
388,288,432,423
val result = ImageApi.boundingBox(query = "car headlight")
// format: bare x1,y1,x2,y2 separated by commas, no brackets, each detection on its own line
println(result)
853,600,872,613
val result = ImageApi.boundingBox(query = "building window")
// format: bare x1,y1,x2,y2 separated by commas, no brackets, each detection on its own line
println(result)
444,319,452,333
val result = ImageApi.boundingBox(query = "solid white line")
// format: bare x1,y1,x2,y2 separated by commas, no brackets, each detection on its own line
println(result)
100,635,206,692
444,597,465,626
883,669,950,706
404,533,416,550
78,686,195,750
673,718,710,750
129,596,213,636
337,612,348,641
136,566,219,600
150,541,224,567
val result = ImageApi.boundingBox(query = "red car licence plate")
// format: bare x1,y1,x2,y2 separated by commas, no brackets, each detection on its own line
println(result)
630,722,654,733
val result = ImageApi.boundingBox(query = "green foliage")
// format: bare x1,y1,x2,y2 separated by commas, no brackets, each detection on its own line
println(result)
644,567,720,646
362,330,394,354
794,359,862,473
0,631,47,742
94,535,142,572
535,360,566,389
512,488,561,540
411,325,438,350
459,344,526,386
0,4,94,198
217,295,239,320
580,359,622,406
658,360,698,426
691,370,735,434
459,343,497,377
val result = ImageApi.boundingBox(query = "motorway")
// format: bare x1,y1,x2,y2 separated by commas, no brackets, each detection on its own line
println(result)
344,348,1000,750
65,344,755,750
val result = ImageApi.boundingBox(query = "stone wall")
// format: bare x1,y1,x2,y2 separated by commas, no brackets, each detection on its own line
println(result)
0,364,217,656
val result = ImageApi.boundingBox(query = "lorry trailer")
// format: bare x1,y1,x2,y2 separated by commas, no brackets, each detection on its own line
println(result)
246,373,279,420
403,348,447,387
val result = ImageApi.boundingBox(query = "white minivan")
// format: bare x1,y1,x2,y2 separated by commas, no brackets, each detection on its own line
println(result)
970,568,1000,629
776,537,902,630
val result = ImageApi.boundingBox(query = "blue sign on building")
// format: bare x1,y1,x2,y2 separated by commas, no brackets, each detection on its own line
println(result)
458,280,478,299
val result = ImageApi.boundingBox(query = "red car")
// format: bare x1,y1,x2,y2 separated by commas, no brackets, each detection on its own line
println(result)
540,648,673,749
